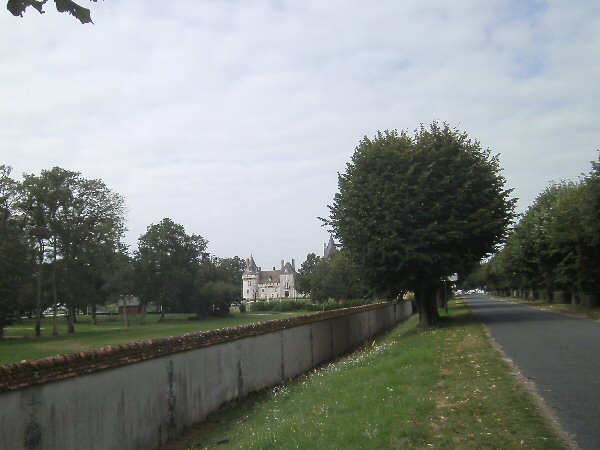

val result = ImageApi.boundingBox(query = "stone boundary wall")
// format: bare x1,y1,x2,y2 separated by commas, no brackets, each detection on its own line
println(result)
0,301,413,450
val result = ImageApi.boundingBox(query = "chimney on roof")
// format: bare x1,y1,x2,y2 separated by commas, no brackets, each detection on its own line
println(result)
292,259,295,271
281,260,284,269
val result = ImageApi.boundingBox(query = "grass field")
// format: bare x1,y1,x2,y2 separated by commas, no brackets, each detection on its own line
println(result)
166,300,567,449
0,311,304,365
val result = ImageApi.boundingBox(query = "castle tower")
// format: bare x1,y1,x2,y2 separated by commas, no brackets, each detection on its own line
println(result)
279,259,298,299
324,235,337,258
242,255,259,300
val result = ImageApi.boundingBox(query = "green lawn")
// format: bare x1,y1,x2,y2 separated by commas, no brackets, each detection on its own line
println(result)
166,300,567,449
0,311,303,365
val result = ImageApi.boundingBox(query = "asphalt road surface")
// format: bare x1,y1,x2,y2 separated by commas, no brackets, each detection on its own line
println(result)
466,295,600,450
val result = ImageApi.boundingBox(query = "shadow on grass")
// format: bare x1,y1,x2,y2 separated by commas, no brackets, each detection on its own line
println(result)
170,389,273,449
437,312,481,330
423,300,483,331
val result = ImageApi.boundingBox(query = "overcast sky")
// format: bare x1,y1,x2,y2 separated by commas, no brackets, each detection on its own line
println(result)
1,1,599,268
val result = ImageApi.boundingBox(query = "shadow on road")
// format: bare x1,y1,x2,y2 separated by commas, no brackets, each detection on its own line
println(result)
465,296,570,324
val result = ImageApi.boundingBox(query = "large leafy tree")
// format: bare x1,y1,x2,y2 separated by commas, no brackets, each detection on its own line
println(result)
309,250,368,304
39,167,79,335
17,172,51,336
50,174,126,333
192,256,244,318
0,166,32,339
297,252,321,296
15,168,126,334
213,256,245,286
326,122,515,325
134,218,208,321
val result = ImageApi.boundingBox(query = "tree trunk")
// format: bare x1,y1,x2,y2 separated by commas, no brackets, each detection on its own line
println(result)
52,238,58,336
67,304,75,334
91,303,97,325
571,288,578,305
0,320,5,340
436,287,443,309
52,305,58,336
123,301,130,327
546,282,554,303
35,248,43,337
159,302,165,322
415,281,439,327
140,302,146,325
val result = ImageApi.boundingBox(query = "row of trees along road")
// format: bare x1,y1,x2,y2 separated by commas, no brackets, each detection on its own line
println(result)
472,156,600,305
0,166,244,339
324,122,516,326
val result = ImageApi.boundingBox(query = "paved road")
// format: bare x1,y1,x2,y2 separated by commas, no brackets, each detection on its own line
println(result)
466,295,600,450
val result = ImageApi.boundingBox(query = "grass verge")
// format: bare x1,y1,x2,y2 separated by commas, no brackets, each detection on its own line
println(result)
166,300,567,449
0,312,303,365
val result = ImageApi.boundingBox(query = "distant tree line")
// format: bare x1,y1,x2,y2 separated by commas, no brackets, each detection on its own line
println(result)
0,166,243,339
296,250,369,303
473,155,600,305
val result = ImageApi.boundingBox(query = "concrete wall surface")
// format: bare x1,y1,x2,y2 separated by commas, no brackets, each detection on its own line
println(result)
0,302,413,450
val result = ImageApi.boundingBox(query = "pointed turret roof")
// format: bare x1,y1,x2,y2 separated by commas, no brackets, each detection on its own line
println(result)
244,255,259,275
324,235,337,258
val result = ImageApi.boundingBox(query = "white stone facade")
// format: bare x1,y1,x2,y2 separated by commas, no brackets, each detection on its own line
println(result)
242,256,298,301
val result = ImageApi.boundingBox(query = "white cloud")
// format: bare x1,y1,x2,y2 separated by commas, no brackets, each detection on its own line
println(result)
1,0,599,266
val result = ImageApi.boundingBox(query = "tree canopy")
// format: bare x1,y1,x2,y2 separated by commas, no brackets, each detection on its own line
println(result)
0,166,127,336
297,252,321,296
0,165,246,338
310,250,368,303
0,166,32,338
478,154,600,305
7,0,96,24
325,122,515,325
134,218,207,320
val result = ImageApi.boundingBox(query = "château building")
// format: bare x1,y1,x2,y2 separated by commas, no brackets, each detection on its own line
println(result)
242,256,298,301
242,237,336,301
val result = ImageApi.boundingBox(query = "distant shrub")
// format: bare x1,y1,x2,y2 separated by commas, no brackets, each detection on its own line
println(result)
272,301,307,312
250,301,274,312
239,303,246,313
299,298,378,312
248,298,381,313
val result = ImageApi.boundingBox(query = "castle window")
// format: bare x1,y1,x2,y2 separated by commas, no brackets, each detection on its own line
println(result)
247,280,251,286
